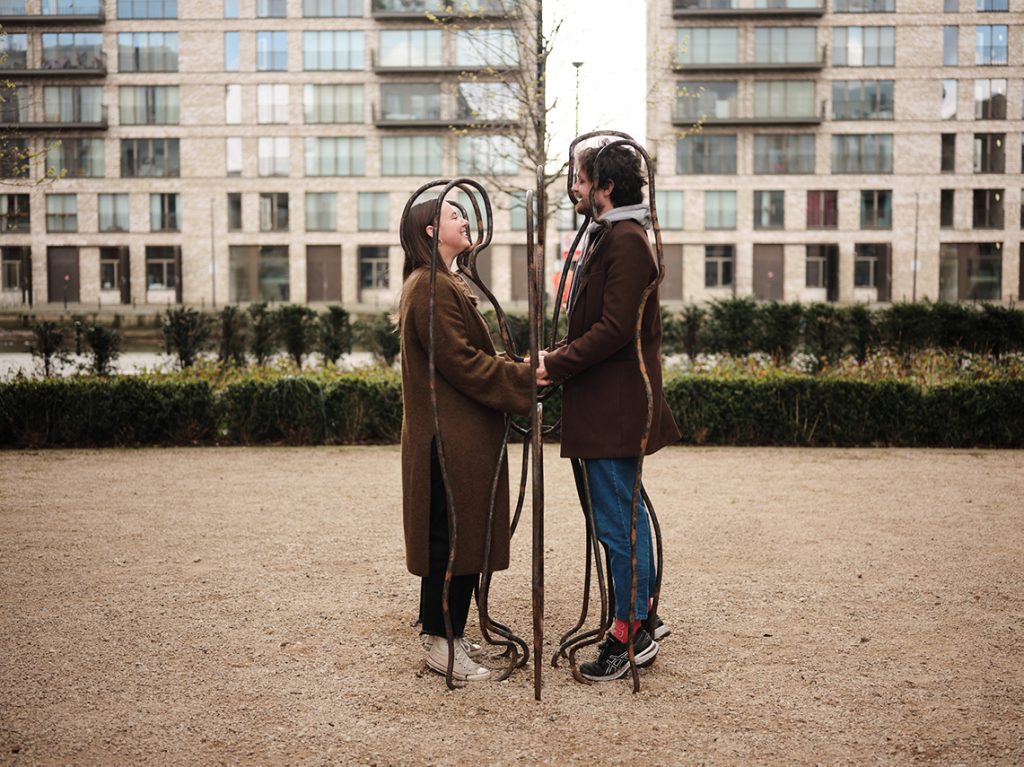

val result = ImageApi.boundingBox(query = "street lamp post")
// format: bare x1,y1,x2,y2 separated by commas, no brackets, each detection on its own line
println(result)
571,61,584,231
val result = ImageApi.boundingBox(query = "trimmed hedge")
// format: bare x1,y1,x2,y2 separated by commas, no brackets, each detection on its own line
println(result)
2,372,1022,449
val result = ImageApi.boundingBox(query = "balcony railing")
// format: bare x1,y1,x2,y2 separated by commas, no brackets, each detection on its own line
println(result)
0,0,105,24
372,101,519,128
372,0,518,20
0,104,108,131
370,49,518,74
674,47,827,72
672,0,825,17
1,50,108,77
672,112,822,127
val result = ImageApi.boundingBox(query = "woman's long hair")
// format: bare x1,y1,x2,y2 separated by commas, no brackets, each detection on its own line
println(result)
401,199,443,283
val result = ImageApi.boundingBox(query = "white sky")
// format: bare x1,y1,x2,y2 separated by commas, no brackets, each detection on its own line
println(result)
543,0,648,160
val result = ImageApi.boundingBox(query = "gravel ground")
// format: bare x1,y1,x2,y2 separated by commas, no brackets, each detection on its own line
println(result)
1,446,1022,766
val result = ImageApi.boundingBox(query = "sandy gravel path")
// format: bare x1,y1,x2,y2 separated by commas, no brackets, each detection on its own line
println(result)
1,446,1021,766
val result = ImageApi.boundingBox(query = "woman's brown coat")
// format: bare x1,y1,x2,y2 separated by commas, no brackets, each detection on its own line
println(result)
400,267,533,578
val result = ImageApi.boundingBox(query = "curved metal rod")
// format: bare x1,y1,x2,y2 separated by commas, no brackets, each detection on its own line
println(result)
551,458,593,667
509,437,530,538
641,486,664,641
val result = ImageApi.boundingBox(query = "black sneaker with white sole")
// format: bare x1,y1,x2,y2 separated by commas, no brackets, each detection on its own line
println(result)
651,615,671,641
579,628,658,682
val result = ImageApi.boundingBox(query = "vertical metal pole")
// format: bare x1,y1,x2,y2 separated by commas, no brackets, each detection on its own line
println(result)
210,197,217,309
912,192,919,303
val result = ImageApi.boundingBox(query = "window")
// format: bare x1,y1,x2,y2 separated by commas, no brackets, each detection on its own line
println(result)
831,134,893,173
98,194,129,232
226,137,243,176
0,86,29,124
118,32,179,72
228,192,242,231
972,189,1003,228
940,189,955,228
258,84,289,124
0,34,28,70
974,79,1007,119
0,139,30,179
943,26,958,66
359,246,389,290
304,84,363,123
676,135,737,174
303,31,364,70
0,195,31,233
304,0,361,15
941,79,958,120
973,133,1004,173
43,86,103,123
754,190,784,229
306,192,337,231
259,192,289,232
224,32,240,71
41,31,104,71
305,137,366,176
225,85,242,124
675,81,737,121
146,247,178,290
456,29,518,68
675,27,738,65
121,138,180,177
945,0,957,10
379,30,441,68
150,193,180,232
754,134,815,174
860,190,892,229
655,191,684,230
380,136,439,176
100,248,122,291
257,31,288,71
940,242,1001,300
805,244,837,291
457,82,519,121
976,0,1008,8
705,245,734,288
807,190,838,228
381,83,441,121
357,192,388,231
705,191,736,230
974,25,1007,65
457,136,518,175
754,27,817,64
854,243,890,294
1,247,28,293
832,80,894,120
834,0,894,10
46,138,104,178
257,0,286,16
224,0,239,18
258,137,290,176
118,0,177,18
754,81,815,119
941,133,956,172
46,194,77,233
229,246,289,302
509,191,536,231
833,27,895,66
120,86,180,125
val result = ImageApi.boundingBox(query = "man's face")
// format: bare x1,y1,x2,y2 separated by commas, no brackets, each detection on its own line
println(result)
571,164,612,218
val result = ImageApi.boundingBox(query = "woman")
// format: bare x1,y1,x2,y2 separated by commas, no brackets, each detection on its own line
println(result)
398,197,533,682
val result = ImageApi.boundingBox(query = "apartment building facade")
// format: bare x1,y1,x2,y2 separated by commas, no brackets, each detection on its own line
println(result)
647,0,1023,305
0,0,545,312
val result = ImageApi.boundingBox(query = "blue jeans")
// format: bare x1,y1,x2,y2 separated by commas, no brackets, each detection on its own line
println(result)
583,458,655,622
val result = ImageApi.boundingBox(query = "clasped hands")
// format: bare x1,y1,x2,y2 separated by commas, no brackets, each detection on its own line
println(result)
534,350,553,388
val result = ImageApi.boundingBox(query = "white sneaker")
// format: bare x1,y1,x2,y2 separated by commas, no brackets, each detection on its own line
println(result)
460,636,485,659
424,635,492,682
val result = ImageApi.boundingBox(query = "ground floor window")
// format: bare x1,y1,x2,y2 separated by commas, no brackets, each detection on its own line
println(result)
939,242,1002,301
146,246,178,290
358,245,389,291
854,242,891,301
229,245,290,302
2,247,29,292
705,244,734,288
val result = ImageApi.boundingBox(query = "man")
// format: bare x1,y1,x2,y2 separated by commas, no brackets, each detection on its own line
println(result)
537,140,681,682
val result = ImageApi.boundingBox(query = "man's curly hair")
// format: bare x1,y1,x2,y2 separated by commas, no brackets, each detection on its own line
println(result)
576,140,647,208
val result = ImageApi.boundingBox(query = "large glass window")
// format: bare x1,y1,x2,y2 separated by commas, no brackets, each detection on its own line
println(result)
832,80,894,120
754,190,784,229
306,192,336,231
150,193,180,232
119,86,179,125
258,84,290,124
120,138,180,177
225,84,242,124
655,191,684,230
46,138,104,178
806,190,838,228
704,245,734,287
974,79,1007,119
118,32,179,72
258,137,290,176
224,32,240,71
805,244,837,291
359,246,389,290
939,242,1001,301
457,136,518,175
0,87,29,124
754,134,815,174
976,0,1008,8
754,81,815,119
457,82,519,121
677,134,737,174
303,30,364,70
677,81,737,121
834,0,894,10
705,191,736,230
259,192,289,231
833,27,895,66
257,31,288,71
0,34,28,70
941,79,957,120
940,189,955,229
456,29,518,68
974,25,1008,65
257,0,286,16
943,26,958,66
972,189,1003,228
754,27,817,64
0,139,30,179
227,193,242,231
43,86,104,123
145,246,178,290
675,28,738,65
854,243,890,296
229,246,289,302
304,84,363,123
860,189,892,229
379,30,441,68
98,193,129,232
226,137,242,176
118,0,177,18
831,134,893,173
941,133,956,172
46,194,77,233
2,247,29,294
381,136,440,176
381,83,441,121
358,192,389,231
42,32,104,70
0,195,31,233
224,0,239,17
304,137,366,176
304,0,361,15
973,133,1004,173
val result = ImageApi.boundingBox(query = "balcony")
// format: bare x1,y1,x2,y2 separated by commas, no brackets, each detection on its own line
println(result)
0,104,108,132
372,102,519,129
0,0,105,24
371,0,518,21
370,50,518,74
672,113,822,127
672,0,825,18
0,51,107,78
674,48,826,73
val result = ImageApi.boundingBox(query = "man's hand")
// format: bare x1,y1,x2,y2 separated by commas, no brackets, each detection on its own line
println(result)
536,350,553,387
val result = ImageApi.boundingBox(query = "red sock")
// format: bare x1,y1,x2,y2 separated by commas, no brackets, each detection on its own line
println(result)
611,618,642,644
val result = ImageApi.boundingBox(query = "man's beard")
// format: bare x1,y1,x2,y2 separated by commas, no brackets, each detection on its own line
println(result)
575,198,593,217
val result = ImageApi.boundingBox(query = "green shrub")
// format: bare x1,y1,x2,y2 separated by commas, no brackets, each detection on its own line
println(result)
755,302,803,364
706,298,758,356
29,321,69,378
356,312,401,366
163,308,213,369
273,304,317,368
218,305,247,367
84,325,122,377
319,305,353,364
802,303,846,369
248,302,276,365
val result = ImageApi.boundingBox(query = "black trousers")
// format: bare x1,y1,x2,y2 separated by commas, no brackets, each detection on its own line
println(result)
418,440,476,637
